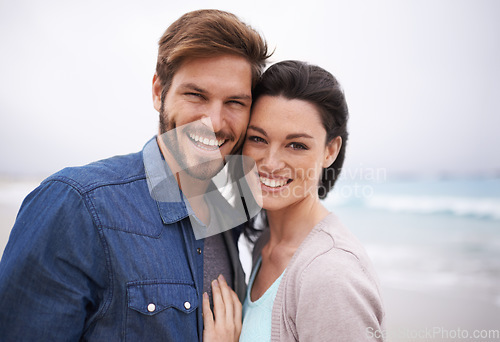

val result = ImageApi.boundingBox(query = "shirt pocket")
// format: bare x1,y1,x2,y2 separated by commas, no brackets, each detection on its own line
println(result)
125,280,199,341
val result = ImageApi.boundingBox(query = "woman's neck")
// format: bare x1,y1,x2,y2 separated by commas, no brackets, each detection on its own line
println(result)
250,195,330,301
264,195,330,258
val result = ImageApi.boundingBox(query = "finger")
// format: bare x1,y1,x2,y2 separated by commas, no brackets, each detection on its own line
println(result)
202,292,214,331
211,279,226,322
231,290,242,333
217,274,234,324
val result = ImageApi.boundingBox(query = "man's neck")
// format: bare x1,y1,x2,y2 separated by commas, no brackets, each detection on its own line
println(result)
157,136,211,225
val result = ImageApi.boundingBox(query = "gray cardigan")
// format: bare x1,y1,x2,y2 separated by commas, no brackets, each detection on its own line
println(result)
252,213,385,341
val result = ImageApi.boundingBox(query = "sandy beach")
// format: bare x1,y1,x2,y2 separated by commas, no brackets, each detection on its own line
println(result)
383,286,500,341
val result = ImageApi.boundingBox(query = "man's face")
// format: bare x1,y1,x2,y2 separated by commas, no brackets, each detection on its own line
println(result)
153,54,253,180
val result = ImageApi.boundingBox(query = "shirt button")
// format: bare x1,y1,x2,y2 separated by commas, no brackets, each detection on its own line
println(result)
197,248,202,254
147,303,156,312
184,301,191,310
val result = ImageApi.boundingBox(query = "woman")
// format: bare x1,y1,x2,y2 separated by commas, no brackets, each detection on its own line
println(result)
204,60,385,341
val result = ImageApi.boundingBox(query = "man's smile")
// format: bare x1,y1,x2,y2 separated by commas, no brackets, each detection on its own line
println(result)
187,132,227,152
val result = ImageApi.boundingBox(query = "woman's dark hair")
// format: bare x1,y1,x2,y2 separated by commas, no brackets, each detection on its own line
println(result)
252,60,349,199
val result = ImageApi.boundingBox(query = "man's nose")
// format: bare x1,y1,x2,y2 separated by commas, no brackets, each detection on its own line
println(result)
204,102,225,133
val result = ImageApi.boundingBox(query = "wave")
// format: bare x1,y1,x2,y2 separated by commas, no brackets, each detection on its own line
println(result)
364,195,500,220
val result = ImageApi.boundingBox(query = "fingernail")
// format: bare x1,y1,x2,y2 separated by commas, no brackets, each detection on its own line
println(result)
203,292,208,300
212,279,219,287
218,274,225,282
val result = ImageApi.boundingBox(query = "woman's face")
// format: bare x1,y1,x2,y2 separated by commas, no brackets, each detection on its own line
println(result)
242,95,339,212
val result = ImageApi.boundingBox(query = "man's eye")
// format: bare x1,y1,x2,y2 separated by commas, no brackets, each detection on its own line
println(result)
228,100,245,106
185,92,204,99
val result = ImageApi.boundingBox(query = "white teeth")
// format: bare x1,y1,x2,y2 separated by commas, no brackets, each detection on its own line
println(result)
189,133,225,147
259,176,289,188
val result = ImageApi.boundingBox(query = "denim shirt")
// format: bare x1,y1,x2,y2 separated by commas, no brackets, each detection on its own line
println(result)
0,137,246,341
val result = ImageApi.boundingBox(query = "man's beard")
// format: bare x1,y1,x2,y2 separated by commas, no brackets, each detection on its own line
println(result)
159,107,231,181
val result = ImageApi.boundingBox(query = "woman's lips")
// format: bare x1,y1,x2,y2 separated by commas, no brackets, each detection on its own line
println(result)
258,173,292,189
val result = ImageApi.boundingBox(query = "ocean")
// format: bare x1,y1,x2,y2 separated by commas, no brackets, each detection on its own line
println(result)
2,177,499,303
324,177,500,309
1,176,500,339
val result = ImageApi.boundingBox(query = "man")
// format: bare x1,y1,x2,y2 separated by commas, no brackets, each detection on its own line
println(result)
0,10,270,341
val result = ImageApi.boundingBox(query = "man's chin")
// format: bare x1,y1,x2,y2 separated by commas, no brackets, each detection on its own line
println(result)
181,159,225,181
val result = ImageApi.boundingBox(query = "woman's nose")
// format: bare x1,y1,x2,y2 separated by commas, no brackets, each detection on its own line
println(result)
260,148,285,173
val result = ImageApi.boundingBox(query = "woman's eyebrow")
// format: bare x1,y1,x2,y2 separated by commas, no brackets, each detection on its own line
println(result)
247,126,313,140
286,133,313,140
247,125,267,137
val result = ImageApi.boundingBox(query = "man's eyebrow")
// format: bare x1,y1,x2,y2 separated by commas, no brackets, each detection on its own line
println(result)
180,83,207,93
229,94,252,101
247,125,267,136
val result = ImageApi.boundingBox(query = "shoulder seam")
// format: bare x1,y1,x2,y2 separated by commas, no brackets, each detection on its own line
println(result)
297,232,366,288
45,173,146,194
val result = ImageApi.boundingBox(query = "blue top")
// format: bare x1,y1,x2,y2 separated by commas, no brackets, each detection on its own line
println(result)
0,137,245,341
239,257,285,342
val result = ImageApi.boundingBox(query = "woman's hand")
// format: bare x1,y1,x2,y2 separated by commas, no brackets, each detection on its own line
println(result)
203,274,242,342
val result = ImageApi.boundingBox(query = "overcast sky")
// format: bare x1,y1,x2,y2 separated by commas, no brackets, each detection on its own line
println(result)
1,0,499,179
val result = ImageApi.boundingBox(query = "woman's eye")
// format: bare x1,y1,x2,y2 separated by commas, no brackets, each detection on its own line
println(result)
289,142,308,150
248,136,266,143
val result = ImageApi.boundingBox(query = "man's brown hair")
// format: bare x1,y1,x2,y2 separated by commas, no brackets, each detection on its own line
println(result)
156,9,271,98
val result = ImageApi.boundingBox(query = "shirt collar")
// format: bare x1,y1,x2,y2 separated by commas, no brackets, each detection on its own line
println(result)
142,137,193,224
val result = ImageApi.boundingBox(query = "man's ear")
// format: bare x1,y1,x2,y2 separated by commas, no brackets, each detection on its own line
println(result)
323,136,342,168
152,73,163,112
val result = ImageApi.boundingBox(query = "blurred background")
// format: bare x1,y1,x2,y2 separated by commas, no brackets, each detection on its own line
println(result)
1,0,499,340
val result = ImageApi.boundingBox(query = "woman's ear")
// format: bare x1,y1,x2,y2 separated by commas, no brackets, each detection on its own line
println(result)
152,73,163,112
323,136,342,168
